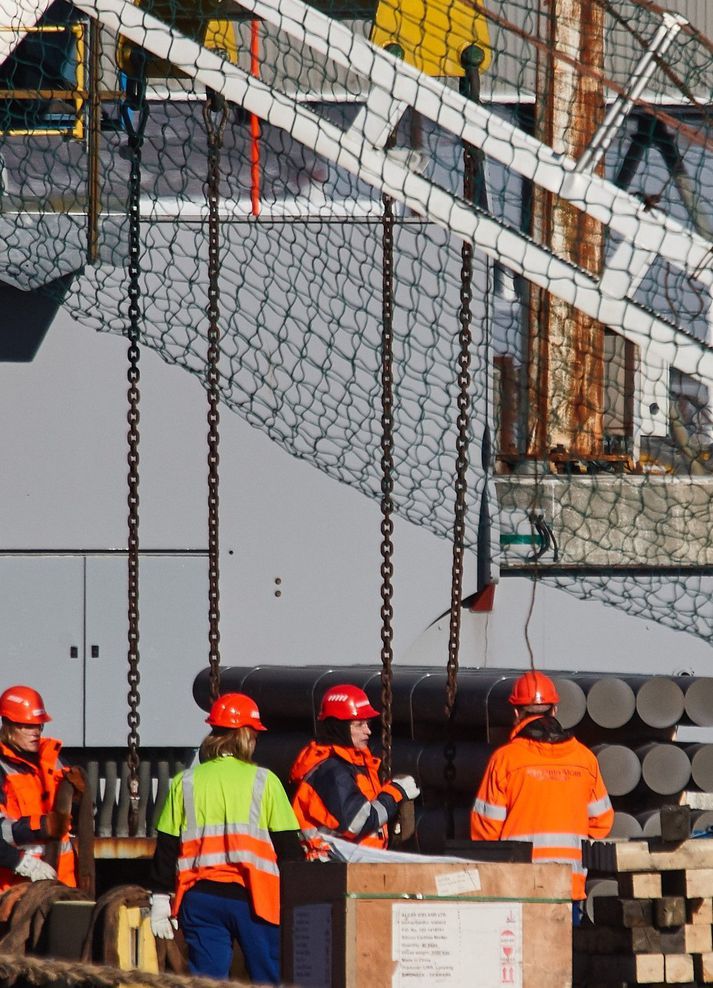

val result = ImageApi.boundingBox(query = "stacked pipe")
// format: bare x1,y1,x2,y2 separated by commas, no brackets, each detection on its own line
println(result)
193,666,713,853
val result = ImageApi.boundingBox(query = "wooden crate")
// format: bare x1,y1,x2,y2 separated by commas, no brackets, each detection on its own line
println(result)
281,859,572,988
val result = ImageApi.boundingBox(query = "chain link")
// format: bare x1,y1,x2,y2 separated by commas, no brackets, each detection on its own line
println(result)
203,91,227,703
120,88,148,837
379,191,395,782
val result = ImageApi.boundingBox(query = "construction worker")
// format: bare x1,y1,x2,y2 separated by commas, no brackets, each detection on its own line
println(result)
470,670,613,909
149,692,303,985
0,684,78,889
289,683,420,855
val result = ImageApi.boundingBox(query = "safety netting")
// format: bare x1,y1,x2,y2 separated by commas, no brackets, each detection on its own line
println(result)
1,0,713,639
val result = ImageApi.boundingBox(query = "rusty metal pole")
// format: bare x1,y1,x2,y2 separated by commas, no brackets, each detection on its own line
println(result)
527,0,606,460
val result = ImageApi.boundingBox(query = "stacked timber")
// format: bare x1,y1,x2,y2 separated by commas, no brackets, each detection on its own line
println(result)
576,835,713,987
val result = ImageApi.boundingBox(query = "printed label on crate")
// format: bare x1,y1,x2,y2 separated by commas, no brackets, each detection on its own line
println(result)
434,868,482,896
391,900,522,987
292,903,332,987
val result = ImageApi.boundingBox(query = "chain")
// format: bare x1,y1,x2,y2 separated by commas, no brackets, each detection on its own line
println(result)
444,57,480,839
203,91,227,703
444,145,474,723
379,190,395,781
120,83,148,837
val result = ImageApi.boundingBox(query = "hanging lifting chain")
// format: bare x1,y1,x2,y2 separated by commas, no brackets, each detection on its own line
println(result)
120,76,149,837
444,150,475,722
444,51,482,838
379,189,396,782
203,90,228,703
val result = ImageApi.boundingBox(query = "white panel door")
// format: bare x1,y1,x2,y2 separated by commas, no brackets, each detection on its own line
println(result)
84,554,208,746
0,555,84,746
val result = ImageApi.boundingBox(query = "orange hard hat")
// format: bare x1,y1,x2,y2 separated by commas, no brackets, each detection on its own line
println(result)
206,693,267,731
318,684,379,721
0,685,51,724
508,671,559,707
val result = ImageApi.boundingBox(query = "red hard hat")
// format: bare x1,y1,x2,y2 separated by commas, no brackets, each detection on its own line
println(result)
318,684,380,721
508,671,559,706
0,685,51,724
206,693,267,731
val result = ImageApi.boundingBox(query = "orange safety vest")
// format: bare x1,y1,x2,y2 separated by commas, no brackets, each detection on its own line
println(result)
290,741,403,853
470,716,614,900
164,762,290,925
0,738,77,891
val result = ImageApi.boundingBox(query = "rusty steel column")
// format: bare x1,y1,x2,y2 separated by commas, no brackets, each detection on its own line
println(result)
527,0,606,459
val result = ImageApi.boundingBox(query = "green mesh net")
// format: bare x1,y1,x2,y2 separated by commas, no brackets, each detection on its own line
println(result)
1,0,713,640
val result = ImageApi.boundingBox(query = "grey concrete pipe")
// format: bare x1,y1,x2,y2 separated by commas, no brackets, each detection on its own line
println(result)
552,678,587,729
583,677,636,729
692,809,713,833
609,812,643,838
584,878,618,923
635,677,685,728
638,743,692,795
637,810,661,837
684,744,713,791
593,743,642,796
681,678,713,726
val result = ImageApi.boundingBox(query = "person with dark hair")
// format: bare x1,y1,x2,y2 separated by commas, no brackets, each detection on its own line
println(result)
289,683,420,856
470,670,613,905
149,692,303,985
0,684,79,890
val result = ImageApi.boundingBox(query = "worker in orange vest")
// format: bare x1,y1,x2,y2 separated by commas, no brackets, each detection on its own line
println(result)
149,692,304,985
289,683,420,855
0,684,78,890
470,670,613,908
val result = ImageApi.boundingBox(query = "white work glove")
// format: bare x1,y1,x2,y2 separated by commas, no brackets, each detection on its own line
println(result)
392,775,420,801
15,853,57,882
150,893,178,940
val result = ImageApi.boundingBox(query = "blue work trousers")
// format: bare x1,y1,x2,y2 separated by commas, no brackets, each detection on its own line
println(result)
179,887,280,984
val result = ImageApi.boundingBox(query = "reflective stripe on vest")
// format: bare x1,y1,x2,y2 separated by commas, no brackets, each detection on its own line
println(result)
588,795,612,816
472,798,507,821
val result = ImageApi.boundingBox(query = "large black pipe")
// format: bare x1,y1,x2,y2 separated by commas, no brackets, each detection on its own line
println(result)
680,678,713,727
609,812,643,838
593,744,642,796
635,677,685,729
583,677,636,729
252,732,494,796
194,665,588,738
637,743,691,795
684,744,713,792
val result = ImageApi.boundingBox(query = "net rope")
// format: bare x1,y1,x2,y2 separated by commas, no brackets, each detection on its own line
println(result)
1,0,713,642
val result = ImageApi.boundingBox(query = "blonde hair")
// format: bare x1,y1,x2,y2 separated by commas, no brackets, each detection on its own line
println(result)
199,727,256,764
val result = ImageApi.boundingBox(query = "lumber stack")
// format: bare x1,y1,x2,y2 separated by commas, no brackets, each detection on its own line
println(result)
576,836,713,986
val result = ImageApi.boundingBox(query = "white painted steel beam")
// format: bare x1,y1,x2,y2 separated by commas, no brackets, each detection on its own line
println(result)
69,0,713,382
230,0,713,288
0,0,52,63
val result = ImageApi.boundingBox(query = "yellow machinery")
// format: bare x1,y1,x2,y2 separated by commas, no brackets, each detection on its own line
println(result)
371,0,491,77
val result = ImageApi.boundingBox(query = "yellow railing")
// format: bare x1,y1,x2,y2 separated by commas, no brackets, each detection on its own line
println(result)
0,23,86,138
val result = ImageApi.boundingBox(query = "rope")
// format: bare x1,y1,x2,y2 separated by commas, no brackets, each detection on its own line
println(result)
203,89,227,703
0,883,87,954
120,80,149,837
0,952,260,988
